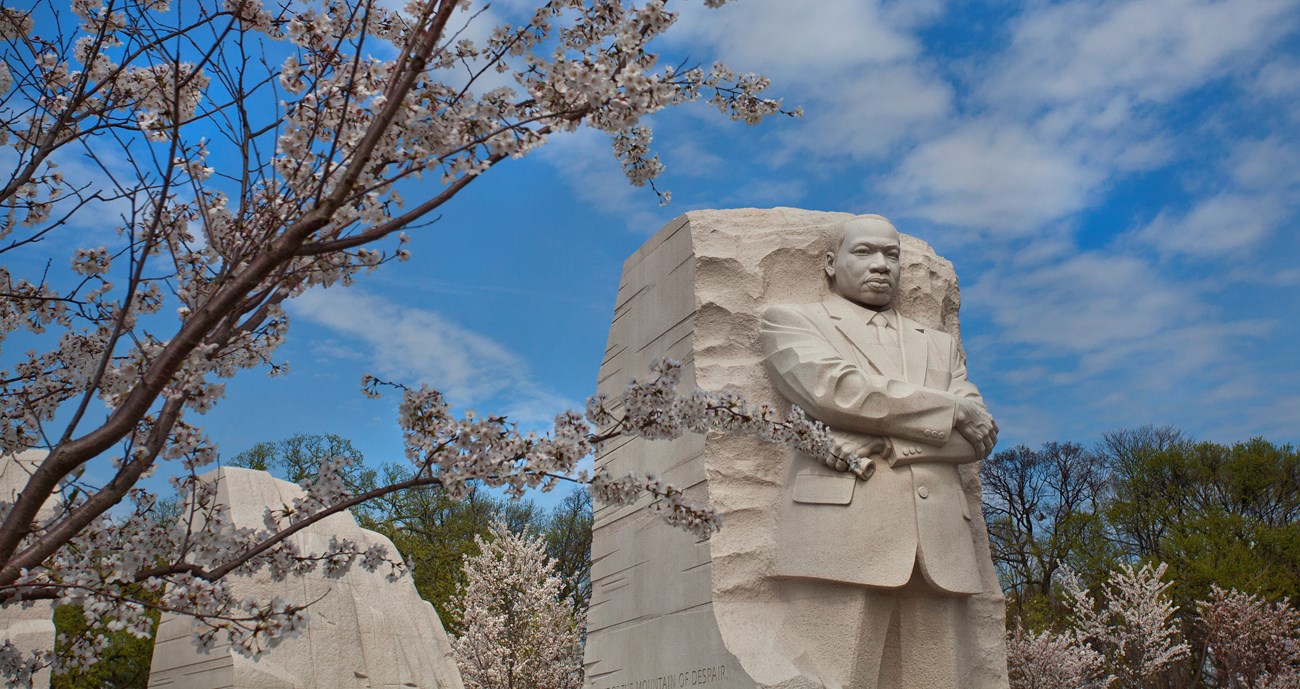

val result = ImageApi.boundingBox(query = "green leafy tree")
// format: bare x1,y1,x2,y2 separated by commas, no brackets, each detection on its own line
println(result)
51,604,157,689
48,493,177,689
1095,426,1187,564
366,465,500,634
1106,437,1300,605
226,434,593,632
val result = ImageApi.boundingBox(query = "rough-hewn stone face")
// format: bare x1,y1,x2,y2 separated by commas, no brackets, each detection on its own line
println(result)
0,451,57,689
147,467,464,689
586,208,1008,689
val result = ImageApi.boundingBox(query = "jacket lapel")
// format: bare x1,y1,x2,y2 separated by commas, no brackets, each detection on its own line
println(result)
821,298,904,378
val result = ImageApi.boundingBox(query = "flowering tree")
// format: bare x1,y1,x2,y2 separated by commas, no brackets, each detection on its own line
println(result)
0,0,822,684
1198,586,1300,689
451,519,581,689
1056,563,1189,689
1006,565,1300,688
1005,625,1111,689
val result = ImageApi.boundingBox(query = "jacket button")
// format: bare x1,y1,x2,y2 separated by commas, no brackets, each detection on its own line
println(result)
917,486,929,499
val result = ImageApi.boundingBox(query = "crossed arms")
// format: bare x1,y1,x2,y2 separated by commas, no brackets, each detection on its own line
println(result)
760,303,998,471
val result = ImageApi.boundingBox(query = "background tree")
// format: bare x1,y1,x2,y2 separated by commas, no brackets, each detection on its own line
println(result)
452,519,582,689
1104,437,1300,605
982,441,1111,627
1198,586,1300,689
229,433,378,519
986,427,1300,688
1007,568,1300,689
237,432,590,634
0,0,823,681
362,460,589,633
1061,563,1189,689
50,602,157,689
541,487,592,614
1095,426,1188,565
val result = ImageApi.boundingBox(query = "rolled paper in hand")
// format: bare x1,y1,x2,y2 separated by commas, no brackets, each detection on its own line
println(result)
848,456,876,482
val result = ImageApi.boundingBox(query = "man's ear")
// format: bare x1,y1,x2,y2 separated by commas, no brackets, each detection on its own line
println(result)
824,251,836,279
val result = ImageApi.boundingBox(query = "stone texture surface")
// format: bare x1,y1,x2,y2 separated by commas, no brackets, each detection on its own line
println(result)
147,467,464,689
1,450,58,689
585,208,1007,689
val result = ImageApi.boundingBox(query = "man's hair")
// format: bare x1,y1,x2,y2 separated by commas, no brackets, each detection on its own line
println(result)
828,214,897,254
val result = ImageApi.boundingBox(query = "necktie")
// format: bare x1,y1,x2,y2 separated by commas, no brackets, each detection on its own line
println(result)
863,311,903,374
868,312,894,346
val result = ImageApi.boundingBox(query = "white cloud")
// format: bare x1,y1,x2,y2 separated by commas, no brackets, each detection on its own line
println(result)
664,136,727,178
1227,137,1300,191
670,0,920,82
983,0,1297,108
1136,193,1285,258
885,122,1104,232
964,246,1280,432
777,64,953,161
290,288,571,424
875,0,1297,236
664,0,954,161
1251,57,1300,102
1136,136,1299,259
969,251,1188,359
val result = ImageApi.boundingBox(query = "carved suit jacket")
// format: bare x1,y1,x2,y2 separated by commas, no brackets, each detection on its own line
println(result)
760,296,987,595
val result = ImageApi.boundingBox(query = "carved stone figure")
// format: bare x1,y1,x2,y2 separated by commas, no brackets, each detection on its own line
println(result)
584,208,1008,689
761,214,998,688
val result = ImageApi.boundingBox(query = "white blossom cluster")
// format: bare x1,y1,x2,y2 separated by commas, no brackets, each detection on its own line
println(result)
1197,586,1300,688
451,520,583,689
1009,565,1300,688
1006,625,1111,689
384,357,834,539
1060,563,1190,688
0,0,800,683
1007,563,1188,689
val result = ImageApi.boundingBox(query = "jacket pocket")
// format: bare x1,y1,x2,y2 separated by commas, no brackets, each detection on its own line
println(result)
792,471,856,505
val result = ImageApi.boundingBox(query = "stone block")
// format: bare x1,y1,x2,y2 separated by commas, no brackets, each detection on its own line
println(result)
147,467,463,689
1,450,58,689
584,209,1008,689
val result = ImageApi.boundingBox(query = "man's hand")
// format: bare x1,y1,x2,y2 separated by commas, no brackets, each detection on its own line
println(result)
954,398,998,458
827,430,889,480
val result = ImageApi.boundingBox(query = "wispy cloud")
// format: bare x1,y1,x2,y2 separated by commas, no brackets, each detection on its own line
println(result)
889,0,1296,233
535,128,676,233
290,288,571,424
884,121,1105,233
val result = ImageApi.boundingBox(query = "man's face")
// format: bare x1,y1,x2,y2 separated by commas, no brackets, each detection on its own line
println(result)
826,219,901,310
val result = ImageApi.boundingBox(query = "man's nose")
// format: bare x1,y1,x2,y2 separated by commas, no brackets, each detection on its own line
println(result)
869,253,889,271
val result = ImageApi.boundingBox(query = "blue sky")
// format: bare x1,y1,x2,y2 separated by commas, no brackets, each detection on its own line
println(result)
26,0,1299,499
215,0,1300,478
